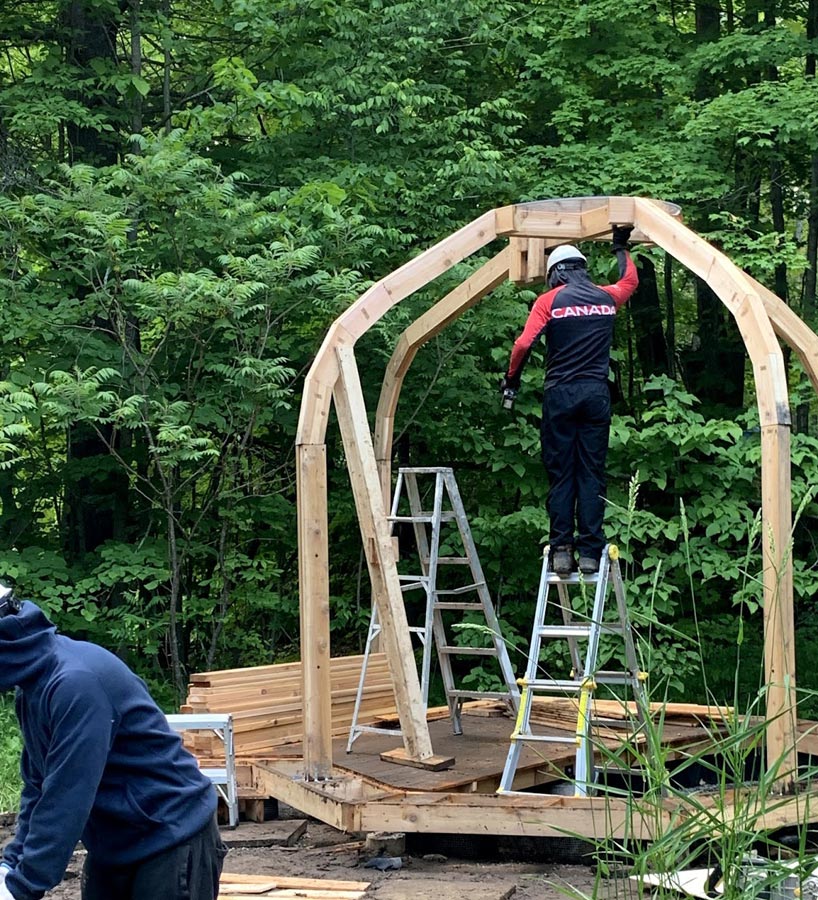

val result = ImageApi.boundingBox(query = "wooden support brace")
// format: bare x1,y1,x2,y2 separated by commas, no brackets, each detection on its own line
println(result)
527,238,547,280
334,344,434,762
509,237,528,284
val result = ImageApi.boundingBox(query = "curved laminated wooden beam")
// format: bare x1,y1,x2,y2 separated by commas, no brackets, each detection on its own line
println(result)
297,194,807,789
296,211,498,448
374,248,511,504
631,198,797,789
297,211,498,777
749,276,818,394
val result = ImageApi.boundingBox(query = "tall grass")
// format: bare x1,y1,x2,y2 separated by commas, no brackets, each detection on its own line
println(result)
0,694,22,813
553,477,818,899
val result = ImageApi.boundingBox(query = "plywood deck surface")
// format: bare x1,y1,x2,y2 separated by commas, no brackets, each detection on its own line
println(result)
334,712,717,792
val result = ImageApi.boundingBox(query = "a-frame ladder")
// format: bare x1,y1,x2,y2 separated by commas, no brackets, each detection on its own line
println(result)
348,466,519,750
497,544,648,796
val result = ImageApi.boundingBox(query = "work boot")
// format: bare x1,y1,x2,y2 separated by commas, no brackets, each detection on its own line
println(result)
578,555,600,575
551,545,574,576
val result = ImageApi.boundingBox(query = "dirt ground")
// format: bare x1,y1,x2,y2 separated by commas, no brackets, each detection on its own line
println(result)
1,805,639,900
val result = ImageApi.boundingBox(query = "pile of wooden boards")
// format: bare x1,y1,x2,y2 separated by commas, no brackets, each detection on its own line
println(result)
529,697,733,731
182,653,396,757
219,872,369,899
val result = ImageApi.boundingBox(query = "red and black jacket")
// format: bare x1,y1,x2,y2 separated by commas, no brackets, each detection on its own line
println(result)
505,253,638,390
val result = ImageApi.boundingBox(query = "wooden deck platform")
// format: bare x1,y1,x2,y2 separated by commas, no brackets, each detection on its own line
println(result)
333,710,712,793
246,702,818,841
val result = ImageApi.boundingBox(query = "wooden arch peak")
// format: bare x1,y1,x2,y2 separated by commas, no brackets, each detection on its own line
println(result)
296,196,807,788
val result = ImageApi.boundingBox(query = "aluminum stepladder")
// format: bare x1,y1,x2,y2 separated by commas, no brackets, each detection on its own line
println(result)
497,543,648,797
347,466,520,750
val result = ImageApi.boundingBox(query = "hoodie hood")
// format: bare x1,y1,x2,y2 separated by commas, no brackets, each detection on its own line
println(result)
548,266,592,289
0,601,58,691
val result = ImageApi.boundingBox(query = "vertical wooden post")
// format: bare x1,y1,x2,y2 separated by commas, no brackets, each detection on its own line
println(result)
296,442,332,778
632,198,798,789
760,424,797,785
334,344,434,760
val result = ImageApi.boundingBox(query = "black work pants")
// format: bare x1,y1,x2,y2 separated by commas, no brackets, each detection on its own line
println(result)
541,380,611,558
81,816,227,900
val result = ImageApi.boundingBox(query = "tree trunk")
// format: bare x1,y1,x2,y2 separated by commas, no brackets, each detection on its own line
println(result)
61,0,122,163
681,279,746,410
628,256,669,380
664,253,677,380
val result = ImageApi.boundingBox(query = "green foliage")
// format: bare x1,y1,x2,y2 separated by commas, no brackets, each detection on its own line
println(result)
0,0,817,716
0,696,22,813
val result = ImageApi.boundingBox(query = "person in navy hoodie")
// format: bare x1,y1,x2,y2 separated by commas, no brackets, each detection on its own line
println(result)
0,588,227,900
501,226,638,577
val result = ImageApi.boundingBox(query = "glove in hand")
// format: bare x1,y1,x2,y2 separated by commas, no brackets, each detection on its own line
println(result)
612,224,634,252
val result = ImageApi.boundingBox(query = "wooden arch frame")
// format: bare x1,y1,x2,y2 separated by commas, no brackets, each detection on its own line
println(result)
296,196,818,786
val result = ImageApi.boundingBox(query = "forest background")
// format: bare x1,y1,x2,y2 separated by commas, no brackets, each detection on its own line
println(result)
2,0,818,751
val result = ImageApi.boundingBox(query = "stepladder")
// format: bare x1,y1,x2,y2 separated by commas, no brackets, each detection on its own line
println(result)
347,466,520,751
497,544,649,797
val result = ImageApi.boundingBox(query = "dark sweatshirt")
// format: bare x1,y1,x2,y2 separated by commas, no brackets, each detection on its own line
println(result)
505,252,638,389
0,602,216,900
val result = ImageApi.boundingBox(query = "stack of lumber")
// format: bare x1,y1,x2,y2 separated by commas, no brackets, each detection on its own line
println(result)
219,872,369,899
182,654,396,758
529,697,734,730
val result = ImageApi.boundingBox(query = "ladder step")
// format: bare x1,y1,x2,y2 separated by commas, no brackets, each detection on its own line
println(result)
439,646,498,657
545,572,600,584
511,733,577,745
389,512,458,523
397,466,451,474
538,625,591,638
436,583,485,596
433,602,485,612
524,678,588,692
400,582,427,593
447,690,513,700
595,672,638,685
424,556,471,566
537,624,624,638
351,724,403,738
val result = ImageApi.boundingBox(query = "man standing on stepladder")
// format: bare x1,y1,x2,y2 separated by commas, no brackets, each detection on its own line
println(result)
500,226,638,577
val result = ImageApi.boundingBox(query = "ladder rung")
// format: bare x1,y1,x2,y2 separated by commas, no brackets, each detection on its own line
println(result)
595,672,637,684
389,512,457,523
439,646,498,657
545,573,600,584
400,582,426,593
538,625,591,638
434,602,484,612
594,766,645,777
525,678,586,692
448,690,512,700
429,556,471,565
398,574,428,582
351,725,403,737
436,583,485,596
511,733,577,744
537,624,623,637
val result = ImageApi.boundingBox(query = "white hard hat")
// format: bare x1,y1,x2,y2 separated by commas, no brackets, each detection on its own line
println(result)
546,244,587,275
